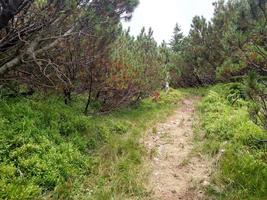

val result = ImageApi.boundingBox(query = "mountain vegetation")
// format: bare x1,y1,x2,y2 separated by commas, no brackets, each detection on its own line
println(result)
0,0,266,199
168,0,266,129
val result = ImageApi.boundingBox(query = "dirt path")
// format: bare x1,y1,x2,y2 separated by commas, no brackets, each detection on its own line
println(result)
144,97,212,200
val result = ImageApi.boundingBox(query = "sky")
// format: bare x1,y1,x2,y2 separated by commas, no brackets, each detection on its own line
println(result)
122,0,216,44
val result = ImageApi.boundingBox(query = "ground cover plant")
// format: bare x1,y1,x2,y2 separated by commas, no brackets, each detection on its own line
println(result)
0,89,184,199
197,83,267,200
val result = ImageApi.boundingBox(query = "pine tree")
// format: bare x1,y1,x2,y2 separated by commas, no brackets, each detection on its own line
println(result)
170,23,184,52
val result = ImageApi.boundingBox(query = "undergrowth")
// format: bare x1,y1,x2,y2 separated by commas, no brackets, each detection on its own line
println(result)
197,83,267,200
0,89,184,200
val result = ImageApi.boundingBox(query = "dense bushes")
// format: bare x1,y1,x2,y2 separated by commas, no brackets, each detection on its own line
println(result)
83,28,166,112
168,0,266,87
1,25,167,113
0,0,169,113
169,0,266,135
198,84,267,199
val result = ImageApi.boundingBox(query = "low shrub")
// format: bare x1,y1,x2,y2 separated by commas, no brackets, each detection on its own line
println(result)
198,84,267,199
0,89,184,199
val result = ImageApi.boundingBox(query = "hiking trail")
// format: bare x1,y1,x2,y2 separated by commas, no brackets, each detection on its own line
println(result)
143,97,212,200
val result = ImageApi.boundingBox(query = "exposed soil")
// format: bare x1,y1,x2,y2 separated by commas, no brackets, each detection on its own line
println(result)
144,97,212,200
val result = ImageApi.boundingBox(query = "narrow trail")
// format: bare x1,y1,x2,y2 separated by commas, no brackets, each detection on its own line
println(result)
144,97,212,200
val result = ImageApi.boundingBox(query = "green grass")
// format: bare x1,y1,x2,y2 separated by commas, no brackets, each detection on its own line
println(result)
197,83,267,200
0,88,184,200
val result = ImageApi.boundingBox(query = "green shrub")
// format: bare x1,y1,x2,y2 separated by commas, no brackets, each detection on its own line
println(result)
0,97,92,199
0,89,184,199
198,84,267,199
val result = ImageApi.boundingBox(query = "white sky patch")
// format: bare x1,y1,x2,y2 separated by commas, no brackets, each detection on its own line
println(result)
122,0,216,44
